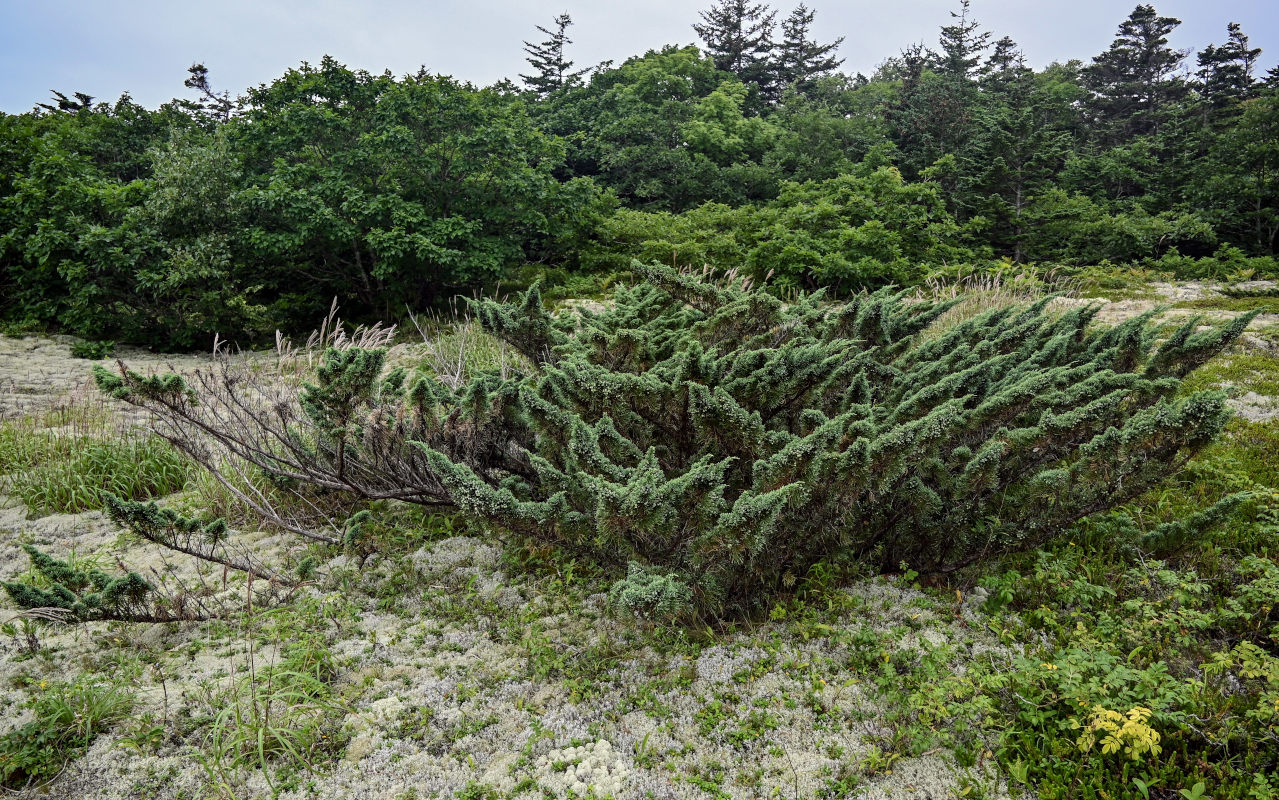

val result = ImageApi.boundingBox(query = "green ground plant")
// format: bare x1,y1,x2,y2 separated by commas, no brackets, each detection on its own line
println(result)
195,625,348,798
0,675,135,790
8,436,189,515
100,263,1254,620
0,402,189,516
68,339,116,360
967,411,1279,798
1176,296,1279,314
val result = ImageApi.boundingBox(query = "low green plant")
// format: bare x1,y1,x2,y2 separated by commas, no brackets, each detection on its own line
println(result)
0,676,134,790
69,339,116,360
12,435,189,515
2,544,156,622
101,263,1255,620
0,411,190,516
1175,295,1279,314
197,637,347,796
1219,285,1279,300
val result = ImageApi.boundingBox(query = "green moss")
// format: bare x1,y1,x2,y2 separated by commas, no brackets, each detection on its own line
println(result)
1174,295,1279,313
1181,352,1279,398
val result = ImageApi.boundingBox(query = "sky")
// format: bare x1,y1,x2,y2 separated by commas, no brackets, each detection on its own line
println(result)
2,0,1278,113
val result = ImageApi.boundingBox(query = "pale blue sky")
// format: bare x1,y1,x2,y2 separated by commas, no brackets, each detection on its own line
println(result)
1,0,1277,113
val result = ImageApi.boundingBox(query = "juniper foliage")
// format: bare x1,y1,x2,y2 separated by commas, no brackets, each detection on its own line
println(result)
99,264,1252,618
104,495,296,587
2,545,154,623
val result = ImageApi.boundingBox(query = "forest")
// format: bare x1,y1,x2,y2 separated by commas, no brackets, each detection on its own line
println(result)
1,3,1279,800
1,1,1276,348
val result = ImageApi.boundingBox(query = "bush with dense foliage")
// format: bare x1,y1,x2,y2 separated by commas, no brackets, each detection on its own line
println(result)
99,264,1251,619
0,59,603,348
592,160,977,291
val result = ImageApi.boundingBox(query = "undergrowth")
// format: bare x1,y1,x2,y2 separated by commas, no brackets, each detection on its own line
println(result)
0,426,189,515
0,394,190,515
0,676,135,790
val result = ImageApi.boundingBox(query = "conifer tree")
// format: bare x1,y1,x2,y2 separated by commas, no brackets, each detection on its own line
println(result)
1197,23,1263,111
183,63,235,121
961,37,1070,259
1084,4,1188,142
937,0,992,80
888,1,990,179
984,36,1022,84
520,13,587,97
693,0,778,97
99,264,1254,620
36,90,94,113
775,4,845,94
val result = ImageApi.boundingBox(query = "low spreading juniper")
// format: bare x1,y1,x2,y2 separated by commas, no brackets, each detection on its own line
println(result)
96,263,1254,618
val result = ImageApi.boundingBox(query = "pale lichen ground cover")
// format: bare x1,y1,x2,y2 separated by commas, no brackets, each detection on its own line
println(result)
1,280,1276,799
0,499,1016,799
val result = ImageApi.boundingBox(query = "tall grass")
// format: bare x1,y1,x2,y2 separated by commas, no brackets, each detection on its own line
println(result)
0,393,190,516
916,269,1063,336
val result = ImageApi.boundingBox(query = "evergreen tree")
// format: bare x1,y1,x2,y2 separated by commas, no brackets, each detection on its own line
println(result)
36,90,94,113
961,40,1072,259
1196,22,1262,110
183,63,235,121
888,2,990,180
1084,4,1188,142
984,36,1021,81
937,0,992,80
520,12,587,97
693,0,778,97
775,4,844,93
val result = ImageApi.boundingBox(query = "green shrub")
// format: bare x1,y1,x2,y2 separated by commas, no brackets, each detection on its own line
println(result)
1146,245,1279,281
68,339,115,360
101,264,1252,619
592,166,978,293
0,677,134,790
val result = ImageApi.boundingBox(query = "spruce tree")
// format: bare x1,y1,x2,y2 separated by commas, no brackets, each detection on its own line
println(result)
775,4,845,94
520,13,587,97
100,264,1254,620
937,0,992,80
984,36,1022,83
888,1,990,180
960,37,1071,259
1084,4,1188,142
1197,23,1263,111
693,0,778,98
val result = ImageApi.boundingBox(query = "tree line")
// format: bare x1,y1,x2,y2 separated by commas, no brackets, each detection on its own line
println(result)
1,1,1276,348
